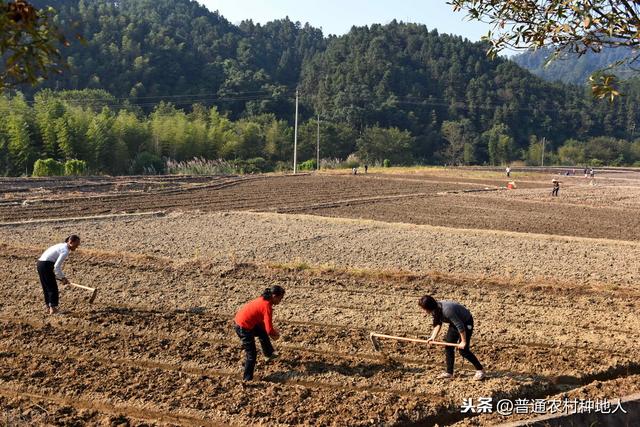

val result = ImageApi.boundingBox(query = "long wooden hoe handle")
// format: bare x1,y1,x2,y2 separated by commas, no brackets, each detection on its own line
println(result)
370,332,460,348
69,282,95,292
70,282,98,304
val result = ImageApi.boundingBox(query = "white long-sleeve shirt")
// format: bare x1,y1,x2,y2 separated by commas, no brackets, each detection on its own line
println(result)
38,243,70,279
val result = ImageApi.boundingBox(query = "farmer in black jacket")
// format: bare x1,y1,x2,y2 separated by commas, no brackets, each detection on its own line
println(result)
419,295,485,380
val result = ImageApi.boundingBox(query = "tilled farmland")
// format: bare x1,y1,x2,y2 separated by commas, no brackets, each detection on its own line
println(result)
1,169,639,425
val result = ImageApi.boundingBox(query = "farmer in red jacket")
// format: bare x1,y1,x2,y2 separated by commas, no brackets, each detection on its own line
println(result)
234,285,285,381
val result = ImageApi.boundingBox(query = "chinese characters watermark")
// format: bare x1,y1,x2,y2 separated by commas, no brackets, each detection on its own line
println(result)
460,397,627,416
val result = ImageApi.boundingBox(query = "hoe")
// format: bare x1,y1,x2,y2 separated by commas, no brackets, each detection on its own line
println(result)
69,282,98,304
369,332,459,354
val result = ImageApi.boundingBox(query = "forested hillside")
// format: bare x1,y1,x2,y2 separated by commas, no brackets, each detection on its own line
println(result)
513,46,635,86
1,0,639,176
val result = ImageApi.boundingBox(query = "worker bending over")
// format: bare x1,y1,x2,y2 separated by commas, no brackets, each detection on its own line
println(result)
419,295,485,381
37,235,81,315
234,285,285,381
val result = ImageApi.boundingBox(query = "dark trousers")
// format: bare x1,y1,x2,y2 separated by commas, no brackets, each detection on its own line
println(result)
552,187,559,196
235,324,274,381
444,322,483,374
37,261,59,308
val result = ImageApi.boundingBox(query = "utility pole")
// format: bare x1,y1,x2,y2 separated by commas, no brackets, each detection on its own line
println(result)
541,137,546,167
316,113,320,171
293,89,299,174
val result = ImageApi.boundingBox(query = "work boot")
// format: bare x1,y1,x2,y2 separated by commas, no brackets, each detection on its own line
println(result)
473,370,485,381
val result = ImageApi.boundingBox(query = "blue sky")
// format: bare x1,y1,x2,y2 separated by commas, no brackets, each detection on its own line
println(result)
200,0,492,42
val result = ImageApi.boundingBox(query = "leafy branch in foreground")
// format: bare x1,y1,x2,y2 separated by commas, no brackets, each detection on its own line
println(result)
0,0,69,89
449,0,640,100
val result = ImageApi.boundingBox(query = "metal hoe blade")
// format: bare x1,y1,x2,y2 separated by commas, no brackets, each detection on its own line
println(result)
369,332,381,352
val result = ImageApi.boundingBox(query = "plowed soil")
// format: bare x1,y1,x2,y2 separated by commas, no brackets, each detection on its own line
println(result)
1,168,639,426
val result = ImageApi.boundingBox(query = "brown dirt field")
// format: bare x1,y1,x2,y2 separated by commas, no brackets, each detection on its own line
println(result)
294,171,640,241
0,174,486,222
300,192,640,241
2,210,639,287
1,168,639,425
2,249,639,426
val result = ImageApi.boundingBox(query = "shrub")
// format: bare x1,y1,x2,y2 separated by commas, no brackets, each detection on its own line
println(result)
383,159,391,168
64,159,88,176
33,158,64,177
246,157,270,173
229,157,272,174
274,161,292,172
132,152,164,175
589,158,604,167
299,159,316,171
343,153,360,169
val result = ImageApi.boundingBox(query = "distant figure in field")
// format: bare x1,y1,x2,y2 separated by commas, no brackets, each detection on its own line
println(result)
590,168,595,179
364,164,369,174
419,295,485,381
234,285,285,381
584,167,589,178
352,167,358,175
505,166,511,177
37,235,81,315
551,179,560,196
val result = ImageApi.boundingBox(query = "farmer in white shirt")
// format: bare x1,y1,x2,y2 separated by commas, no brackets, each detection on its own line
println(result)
37,235,81,314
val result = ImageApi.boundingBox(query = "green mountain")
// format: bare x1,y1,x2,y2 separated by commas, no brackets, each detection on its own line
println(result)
512,46,635,85
33,0,325,117
1,0,638,177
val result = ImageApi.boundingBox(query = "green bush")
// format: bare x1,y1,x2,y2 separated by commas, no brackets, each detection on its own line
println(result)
343,159,359,169
64,159,88,176
229,157,272,174
299,159,316,171
246,157,270,173
383,159,391,168
33,158,64,177
589,158,604,167
274,161,292,172
342,153,360,169
131,152,164,174
610,155,625,167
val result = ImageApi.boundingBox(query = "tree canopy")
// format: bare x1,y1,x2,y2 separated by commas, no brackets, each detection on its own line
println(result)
449,0,640,99
2,0,640,177
0,0,68,88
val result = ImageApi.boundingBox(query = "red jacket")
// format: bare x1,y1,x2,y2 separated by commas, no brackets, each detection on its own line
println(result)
235,297,275,335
